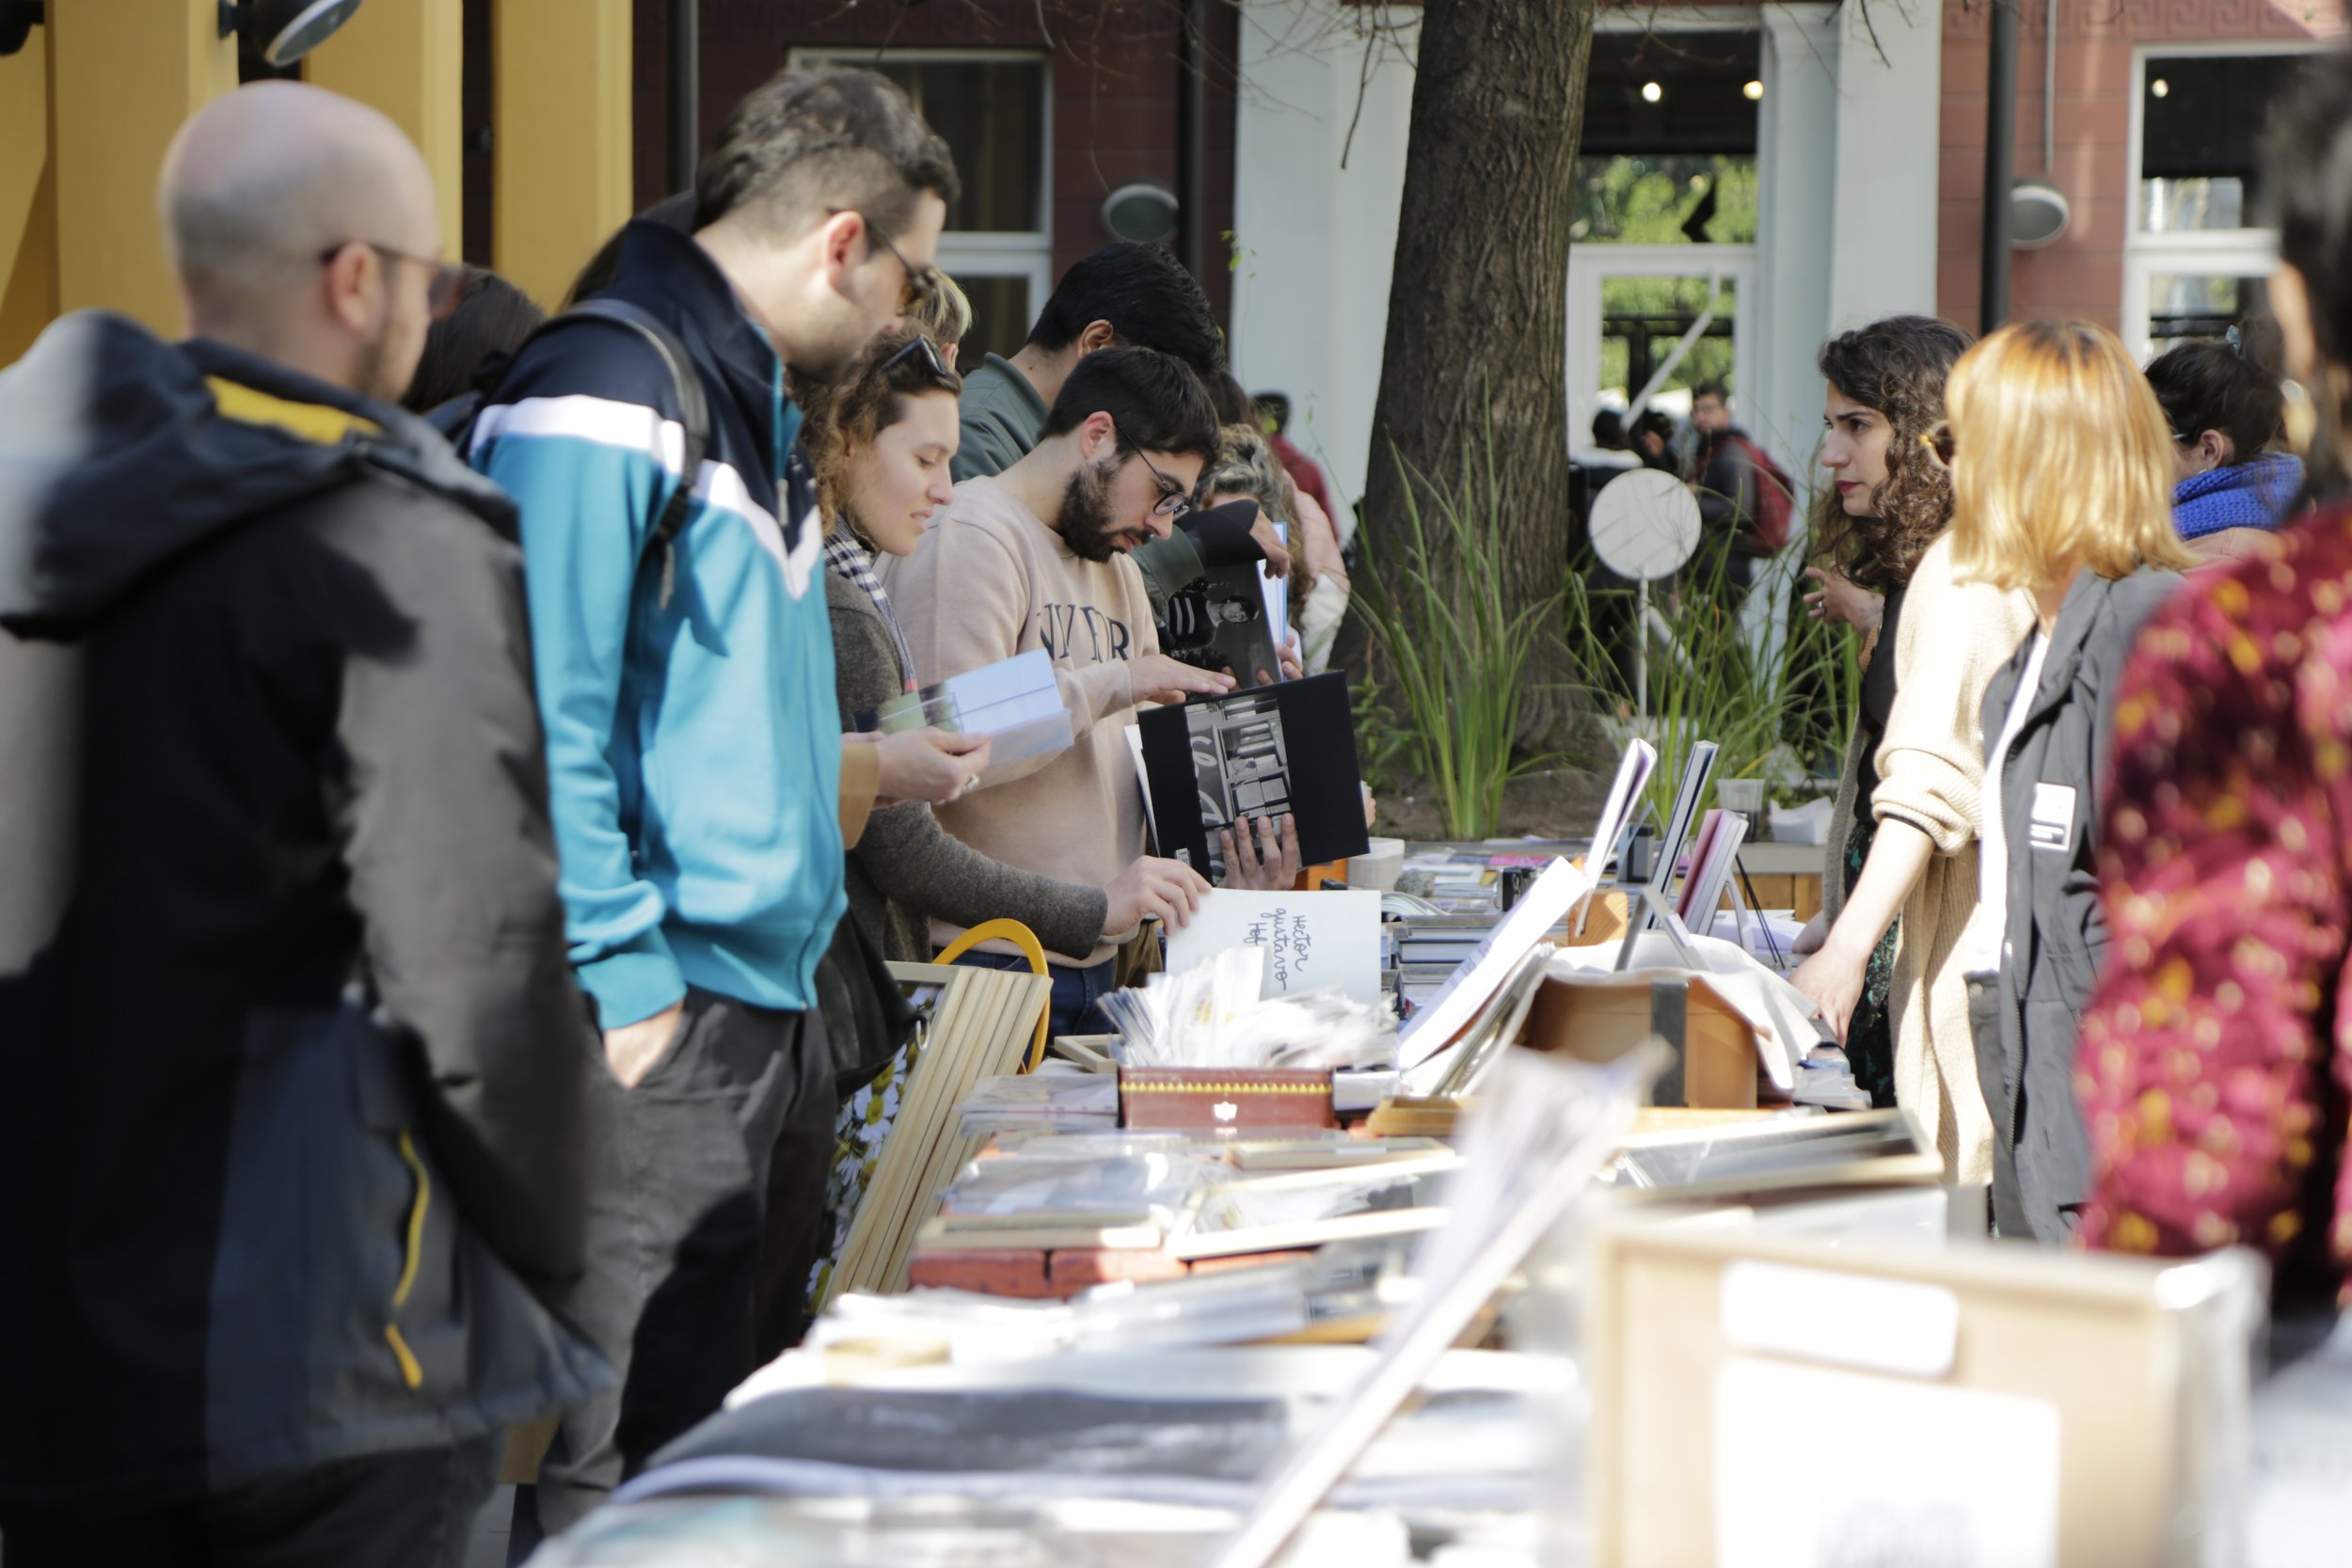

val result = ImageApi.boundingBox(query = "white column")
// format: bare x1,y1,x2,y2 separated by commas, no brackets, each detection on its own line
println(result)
1230,3,1421,516
1826,0,1947,333
1755,6,1843,475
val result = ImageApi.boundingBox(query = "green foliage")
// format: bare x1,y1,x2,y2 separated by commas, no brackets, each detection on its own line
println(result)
1354,422,1565,841
1349,667,1422,800
1571,154,1758,246
1564,544,1852,832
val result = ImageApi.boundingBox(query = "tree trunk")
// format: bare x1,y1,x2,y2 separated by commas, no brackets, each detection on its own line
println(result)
1361,0,1593,745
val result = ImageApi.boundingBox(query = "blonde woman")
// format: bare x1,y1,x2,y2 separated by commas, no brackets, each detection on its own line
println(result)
1940,321,2193,1241
1790,370,2041,1191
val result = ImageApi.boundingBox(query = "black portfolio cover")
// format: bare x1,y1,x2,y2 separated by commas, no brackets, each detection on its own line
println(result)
1136,672,1371,881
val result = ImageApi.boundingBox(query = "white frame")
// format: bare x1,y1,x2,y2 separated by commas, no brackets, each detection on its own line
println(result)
2122,40,2320,363
1565,243,1759,463
789,46,1056,343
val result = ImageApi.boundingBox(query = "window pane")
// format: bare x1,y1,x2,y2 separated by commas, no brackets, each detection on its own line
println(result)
952,274,1034,365
1597,275,1738,406
2146,272,2269,355
1573,155,1757,245
867,58,1047,235
2139,53,2315,232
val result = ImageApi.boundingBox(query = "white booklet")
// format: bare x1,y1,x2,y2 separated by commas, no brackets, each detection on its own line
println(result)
859,648,1074,789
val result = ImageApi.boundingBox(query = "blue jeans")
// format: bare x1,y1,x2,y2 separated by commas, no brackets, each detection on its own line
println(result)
948,949,1118,1038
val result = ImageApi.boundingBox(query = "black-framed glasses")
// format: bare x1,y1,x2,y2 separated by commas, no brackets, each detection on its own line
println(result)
877,332,958,388
318,241,466,321
1918,420,1956,472
1130,446,1193,520
828,208,941,312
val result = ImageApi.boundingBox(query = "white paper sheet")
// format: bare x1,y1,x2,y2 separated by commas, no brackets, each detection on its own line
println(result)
1164,889,1383,1007
1714,1357,2059,1568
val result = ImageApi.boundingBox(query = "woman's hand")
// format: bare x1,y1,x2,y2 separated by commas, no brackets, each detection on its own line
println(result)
1220,814,1302,891
1803,566,1883,634
1789,936,1867,1045
870,727,991,805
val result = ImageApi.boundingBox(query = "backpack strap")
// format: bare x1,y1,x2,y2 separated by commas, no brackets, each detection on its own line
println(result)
461,297,713,610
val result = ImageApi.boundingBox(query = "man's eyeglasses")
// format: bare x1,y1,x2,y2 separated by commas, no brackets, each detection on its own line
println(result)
829,208,942,313
1130,446,1193,520
318,241,467,322
1918,420,1957,472
877,332,959,388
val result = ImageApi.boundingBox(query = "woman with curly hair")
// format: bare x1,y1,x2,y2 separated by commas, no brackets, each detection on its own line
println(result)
1790,316,2038,1195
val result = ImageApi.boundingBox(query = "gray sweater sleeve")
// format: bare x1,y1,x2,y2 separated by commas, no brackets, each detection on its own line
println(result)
829,579,1110,961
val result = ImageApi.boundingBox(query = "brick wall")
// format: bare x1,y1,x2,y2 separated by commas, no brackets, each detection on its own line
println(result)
1935,0,2343,332
624,0,1240,331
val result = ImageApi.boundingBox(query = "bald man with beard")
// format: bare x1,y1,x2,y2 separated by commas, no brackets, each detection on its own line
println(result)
0,83,610,1566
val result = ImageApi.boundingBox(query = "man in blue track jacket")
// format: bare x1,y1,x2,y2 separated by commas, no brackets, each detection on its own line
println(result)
469,69,964,1540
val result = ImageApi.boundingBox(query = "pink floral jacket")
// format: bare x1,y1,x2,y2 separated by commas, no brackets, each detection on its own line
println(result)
2079,501,2352,1307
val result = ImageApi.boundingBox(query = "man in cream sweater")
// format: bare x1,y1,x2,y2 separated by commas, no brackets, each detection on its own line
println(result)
888,346,1237,1034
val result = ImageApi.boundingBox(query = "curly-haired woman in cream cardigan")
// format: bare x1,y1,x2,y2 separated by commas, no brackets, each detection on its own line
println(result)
1791,317,2037,1190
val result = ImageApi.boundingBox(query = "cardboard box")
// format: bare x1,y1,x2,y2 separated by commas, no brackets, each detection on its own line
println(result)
1580,1216,2265,1566
1519,972,1759,1109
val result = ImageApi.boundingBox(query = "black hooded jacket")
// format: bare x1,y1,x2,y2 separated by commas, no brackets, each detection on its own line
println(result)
0,312,611,1505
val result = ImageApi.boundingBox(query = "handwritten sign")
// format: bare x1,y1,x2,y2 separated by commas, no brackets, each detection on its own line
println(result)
1166,890,1383,1007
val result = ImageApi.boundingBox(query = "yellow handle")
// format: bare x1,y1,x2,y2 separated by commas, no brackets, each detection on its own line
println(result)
935,919,1053,1072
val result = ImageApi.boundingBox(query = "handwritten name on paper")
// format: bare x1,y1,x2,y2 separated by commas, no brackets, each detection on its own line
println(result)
1168,891,1381,1006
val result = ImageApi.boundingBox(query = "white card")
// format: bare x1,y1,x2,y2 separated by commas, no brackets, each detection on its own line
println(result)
1164,889,1383,1006
1714,1357,2060,1568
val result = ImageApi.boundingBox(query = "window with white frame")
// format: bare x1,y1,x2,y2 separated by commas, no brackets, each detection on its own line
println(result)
2123,45,2321,363
791,50,1053,363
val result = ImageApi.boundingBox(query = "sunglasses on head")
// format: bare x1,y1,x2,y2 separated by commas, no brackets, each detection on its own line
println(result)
876,333,957,387
318,241,467,322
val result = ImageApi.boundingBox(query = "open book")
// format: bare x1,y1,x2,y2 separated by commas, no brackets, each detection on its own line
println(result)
1136,673,1369,881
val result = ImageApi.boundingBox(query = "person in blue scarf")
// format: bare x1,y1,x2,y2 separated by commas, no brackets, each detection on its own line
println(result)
2145,320,2305,563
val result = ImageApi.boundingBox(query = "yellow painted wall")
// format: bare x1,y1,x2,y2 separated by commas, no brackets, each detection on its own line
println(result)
306,0,466,254
0,23,56,365
495,0,633,309
50,0,237,334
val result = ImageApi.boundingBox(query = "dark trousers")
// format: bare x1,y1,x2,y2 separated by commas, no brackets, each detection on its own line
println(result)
949,948,1116,1038
0,1433,498,1568
511,988,835,1554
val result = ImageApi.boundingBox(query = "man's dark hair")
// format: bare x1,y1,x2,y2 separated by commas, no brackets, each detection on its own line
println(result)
1207,371,1254,427
1632,408,1676,446
401,268,547,414
1028,243,1224,376
1590,409,1626,450
1691,379,1728,404
693,67,959,238
1042,344,1220,463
